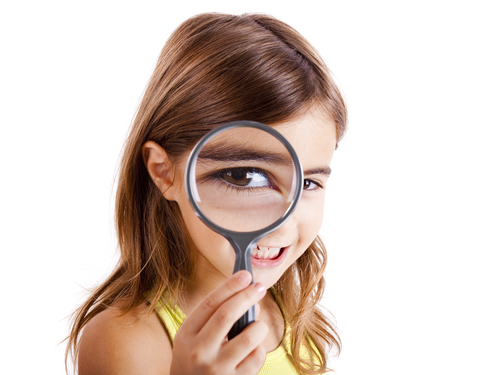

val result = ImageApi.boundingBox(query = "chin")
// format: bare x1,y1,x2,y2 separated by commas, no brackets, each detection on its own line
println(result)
252,268,285,289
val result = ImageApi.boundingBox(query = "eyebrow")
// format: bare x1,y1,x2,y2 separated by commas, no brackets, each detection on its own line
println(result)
198,143,293,166
303,167,331,177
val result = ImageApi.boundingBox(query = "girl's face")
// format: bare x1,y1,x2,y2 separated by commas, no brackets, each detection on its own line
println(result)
165,109,337,289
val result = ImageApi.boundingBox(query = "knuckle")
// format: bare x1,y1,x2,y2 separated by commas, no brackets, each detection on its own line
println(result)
189,349,211,368
201,295,215,310
215,306,233,324
188,347,202,364
240,331,254,348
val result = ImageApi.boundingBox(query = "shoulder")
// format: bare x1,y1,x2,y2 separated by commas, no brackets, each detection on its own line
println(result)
78,301,172,375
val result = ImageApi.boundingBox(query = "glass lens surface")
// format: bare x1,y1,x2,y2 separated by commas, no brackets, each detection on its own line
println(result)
192,127,297,232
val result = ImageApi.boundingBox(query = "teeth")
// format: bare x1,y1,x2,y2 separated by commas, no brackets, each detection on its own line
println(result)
251,245,282,259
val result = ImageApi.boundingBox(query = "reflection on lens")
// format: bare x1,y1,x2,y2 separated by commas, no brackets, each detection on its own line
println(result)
193,127,297,232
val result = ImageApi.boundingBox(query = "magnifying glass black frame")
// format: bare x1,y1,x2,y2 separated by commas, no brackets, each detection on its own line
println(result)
185,120,303,339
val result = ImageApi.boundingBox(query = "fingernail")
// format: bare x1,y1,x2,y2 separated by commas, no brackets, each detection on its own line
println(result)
238,271,251,284
253,283,265,294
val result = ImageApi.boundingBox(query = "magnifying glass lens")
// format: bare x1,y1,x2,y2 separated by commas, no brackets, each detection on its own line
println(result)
193,127,296,232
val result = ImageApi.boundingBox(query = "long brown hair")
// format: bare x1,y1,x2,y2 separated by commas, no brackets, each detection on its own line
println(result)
66,12,347,374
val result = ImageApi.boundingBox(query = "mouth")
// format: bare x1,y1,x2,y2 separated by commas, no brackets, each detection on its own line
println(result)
250,245,289,268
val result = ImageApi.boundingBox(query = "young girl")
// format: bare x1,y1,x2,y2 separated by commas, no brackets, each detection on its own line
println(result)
66,12,347,375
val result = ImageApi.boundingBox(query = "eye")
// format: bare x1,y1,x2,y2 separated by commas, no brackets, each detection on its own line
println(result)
212,167,280,192
220,168,270,188
303,179,322,191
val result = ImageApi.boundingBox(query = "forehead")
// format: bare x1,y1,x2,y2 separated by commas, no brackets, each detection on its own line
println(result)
271,110,337,169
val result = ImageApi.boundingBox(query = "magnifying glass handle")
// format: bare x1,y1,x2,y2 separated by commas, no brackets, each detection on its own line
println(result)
228,305,255,340
228,248,255,340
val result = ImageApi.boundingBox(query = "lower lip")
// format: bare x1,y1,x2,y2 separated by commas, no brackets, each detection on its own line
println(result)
251,246,290,268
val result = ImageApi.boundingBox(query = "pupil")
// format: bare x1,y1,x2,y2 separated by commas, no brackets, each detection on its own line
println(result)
228,169,245,180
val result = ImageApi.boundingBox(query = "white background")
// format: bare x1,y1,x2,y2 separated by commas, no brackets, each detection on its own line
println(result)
1,1,499,374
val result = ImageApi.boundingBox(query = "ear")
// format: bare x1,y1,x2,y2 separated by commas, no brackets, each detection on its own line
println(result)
142,141,178,201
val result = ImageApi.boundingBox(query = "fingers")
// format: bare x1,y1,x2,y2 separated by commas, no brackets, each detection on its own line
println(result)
181,271,253,334
220,320,268,369
170,271,269,375
235,344,267,375
199,281,266,345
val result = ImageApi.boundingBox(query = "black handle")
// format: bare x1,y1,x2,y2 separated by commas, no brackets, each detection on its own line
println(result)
228,304,255,340
228,240,255,340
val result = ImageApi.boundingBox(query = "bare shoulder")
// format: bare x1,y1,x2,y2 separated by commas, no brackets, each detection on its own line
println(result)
78,301,172,375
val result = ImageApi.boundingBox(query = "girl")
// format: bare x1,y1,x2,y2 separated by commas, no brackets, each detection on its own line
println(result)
66,12,347,375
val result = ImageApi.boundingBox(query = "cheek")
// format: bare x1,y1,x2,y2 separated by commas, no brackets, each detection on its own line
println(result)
176,194,235,273
296,195,326,243
179,199,225,250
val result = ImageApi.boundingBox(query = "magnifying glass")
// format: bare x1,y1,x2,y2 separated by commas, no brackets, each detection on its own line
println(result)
185,121,303,339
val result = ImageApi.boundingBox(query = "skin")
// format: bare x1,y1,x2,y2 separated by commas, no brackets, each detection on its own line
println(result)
78,108,337,374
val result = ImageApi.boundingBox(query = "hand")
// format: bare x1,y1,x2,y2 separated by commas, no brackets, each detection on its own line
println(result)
169,271,268,375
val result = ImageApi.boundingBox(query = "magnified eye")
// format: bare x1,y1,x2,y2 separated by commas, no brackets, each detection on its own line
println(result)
219,167,271,188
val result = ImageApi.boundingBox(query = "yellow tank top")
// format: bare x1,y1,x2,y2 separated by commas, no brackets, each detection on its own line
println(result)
154,297,318,375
